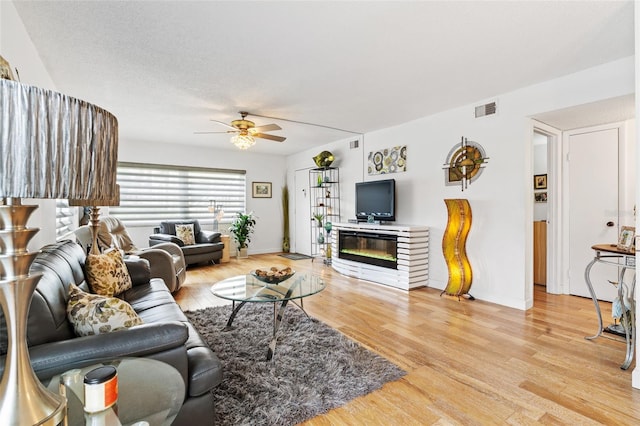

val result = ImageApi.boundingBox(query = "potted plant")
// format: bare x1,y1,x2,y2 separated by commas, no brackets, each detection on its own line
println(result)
313,212,324,227
229,212,256,259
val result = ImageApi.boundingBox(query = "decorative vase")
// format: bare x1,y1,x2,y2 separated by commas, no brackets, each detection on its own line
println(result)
324,221,332,234
313,151,334,168
282,237,290,253
317,233,325,244
442,199,473,298
237,247,248,259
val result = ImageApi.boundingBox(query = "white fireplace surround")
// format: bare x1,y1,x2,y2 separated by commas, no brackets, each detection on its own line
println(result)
331,223,429,291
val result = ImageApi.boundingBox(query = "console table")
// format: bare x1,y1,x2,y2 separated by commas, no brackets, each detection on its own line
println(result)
584,243,636,370
331,223,428,290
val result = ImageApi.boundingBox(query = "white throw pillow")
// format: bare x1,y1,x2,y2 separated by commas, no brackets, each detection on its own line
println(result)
175,224,196,245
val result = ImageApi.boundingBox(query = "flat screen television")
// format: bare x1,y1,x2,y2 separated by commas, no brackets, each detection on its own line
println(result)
355,179,396,222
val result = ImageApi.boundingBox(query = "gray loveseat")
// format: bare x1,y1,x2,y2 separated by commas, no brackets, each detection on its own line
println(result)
0,240,222,425
149,219,224,266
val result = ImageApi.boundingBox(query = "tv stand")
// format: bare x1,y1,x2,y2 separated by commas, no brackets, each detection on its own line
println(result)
331,222,429,291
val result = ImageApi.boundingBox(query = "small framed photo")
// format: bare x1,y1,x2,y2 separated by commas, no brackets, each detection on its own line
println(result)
534,192,547,203
252,182,272,198
617,226,635,251
534,174,547,190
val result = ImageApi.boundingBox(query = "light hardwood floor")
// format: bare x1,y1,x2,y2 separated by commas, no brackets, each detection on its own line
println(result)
176,254,640,425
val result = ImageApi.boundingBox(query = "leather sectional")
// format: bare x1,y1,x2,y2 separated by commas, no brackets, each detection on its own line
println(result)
0,240,222,425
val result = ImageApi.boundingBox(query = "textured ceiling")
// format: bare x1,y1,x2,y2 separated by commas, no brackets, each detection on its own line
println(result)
12,1,635,155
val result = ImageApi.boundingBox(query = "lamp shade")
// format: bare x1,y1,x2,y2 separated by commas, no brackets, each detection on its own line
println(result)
69,185,121,207
0,78,119,200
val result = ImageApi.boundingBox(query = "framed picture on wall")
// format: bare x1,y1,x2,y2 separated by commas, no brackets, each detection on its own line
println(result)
534,192,547,203
534,174,547,190
617,226,635,251
252,182,272,198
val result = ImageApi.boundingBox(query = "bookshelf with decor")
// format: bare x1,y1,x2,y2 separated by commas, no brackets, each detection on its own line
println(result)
309,167,340,263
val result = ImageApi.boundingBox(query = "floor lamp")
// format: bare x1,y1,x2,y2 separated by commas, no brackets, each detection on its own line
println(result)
70,186,120,255
209,200,224,232
0,78,119,425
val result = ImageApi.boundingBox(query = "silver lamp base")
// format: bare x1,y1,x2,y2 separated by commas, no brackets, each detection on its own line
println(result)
0,200,66,425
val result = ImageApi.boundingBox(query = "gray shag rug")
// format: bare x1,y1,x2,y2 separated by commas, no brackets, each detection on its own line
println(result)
185,303,406,426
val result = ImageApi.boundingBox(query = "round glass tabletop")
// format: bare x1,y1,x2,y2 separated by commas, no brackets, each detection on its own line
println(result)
211,272,325,303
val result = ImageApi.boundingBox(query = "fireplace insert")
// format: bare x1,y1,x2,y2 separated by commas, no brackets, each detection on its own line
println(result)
338,230,397,269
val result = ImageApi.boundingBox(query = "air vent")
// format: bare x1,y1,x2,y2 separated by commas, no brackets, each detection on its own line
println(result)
475,101,497,118
349,139,359,149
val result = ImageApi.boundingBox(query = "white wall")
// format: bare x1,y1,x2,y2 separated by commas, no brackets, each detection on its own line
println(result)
1,2,58,251
287,56,635,310
631,0,640,391
118,140,287,255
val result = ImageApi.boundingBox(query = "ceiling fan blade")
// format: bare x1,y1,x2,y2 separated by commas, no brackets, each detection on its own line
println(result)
253,133,286,142
194,130,238,134
250,123,281,133
209,119,237,130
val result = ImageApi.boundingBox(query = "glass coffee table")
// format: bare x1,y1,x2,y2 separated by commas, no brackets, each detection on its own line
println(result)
45,358,184,426
210,272,325,360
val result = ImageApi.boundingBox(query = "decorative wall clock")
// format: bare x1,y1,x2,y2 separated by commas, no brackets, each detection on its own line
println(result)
443,137,489,191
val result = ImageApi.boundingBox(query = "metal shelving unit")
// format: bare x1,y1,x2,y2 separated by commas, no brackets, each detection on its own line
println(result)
309,167,340,263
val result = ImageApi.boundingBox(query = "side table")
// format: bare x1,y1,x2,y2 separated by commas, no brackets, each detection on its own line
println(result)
220,235,230,263
584,243,636,369
45,358,184,426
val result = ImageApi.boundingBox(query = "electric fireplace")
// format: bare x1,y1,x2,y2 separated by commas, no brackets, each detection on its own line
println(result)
338,230,398,269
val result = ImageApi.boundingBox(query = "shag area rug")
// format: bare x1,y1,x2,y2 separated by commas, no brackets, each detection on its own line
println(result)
185,303,406,426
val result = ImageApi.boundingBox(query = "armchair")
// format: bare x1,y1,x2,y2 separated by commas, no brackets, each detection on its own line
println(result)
99,216,187,292
73,217,187,293
149,219,224,266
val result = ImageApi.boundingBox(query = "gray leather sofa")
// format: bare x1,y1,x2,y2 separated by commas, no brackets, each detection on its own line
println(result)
149,220,224,266
0,240,222,425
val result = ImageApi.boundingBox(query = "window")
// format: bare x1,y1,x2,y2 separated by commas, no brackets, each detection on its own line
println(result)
110,162,246,227
55,199,75,240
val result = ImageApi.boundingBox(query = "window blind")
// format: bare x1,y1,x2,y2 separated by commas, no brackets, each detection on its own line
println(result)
110,162,246,227
55,199,75,240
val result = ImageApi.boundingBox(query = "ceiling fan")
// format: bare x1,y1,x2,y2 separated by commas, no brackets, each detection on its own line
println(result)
195,111,287,147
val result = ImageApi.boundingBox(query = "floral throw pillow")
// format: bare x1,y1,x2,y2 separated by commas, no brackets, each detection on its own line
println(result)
67,283,143,336
175,224,196,245
85,248,132,297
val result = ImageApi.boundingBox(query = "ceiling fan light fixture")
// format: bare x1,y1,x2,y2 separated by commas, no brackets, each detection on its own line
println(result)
231,133,256,150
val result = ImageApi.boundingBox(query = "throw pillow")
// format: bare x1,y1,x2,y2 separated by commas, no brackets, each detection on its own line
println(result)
67,283,143,336
175,224,196,245
85,248,132,297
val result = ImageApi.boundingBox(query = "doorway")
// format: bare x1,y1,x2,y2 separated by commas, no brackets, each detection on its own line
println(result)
294,168,312,256
532,122,561,297
532,121,631,303
533,131,549,288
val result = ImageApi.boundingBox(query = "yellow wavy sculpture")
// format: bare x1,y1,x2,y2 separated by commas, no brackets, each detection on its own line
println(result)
442,199,473,298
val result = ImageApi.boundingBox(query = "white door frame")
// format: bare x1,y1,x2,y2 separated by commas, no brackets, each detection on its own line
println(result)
531,120,562,295
292,167,313,255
